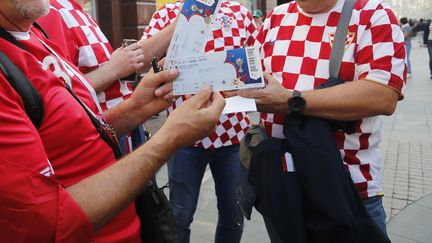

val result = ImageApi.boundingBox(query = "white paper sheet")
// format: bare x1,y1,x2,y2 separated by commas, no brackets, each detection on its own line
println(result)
222,96,257,114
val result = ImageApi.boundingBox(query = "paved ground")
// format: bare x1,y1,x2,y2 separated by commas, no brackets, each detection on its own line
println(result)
383,39,432,242
144,36,432,243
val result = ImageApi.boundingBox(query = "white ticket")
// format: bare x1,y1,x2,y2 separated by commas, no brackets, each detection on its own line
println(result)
164,0,222,69
173,47,265,95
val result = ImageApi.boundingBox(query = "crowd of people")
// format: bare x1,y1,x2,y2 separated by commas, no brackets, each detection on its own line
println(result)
0,0,408,242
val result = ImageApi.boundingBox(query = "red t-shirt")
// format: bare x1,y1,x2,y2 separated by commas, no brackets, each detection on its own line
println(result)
0,28,139,242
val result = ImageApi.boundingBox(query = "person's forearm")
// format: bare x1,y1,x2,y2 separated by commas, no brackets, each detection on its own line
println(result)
140,23,176,71
85,64,118,93
302,80,399,121
65,127,178,229
103,98,149,137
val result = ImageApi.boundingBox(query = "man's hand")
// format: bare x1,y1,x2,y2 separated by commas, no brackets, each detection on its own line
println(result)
156,85,225,148
103,68,178,136
67,87,224,230
238,73,292,113
84,42,146,92
130,68,179,120
106,43,145,79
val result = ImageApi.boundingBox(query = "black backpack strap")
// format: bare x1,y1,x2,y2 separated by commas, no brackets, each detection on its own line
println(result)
0,27,26,50
0,23,49,129
0,51,44,128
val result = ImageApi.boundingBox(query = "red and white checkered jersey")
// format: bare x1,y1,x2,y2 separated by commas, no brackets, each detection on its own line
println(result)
255,0,406,198
40,0,132,111
142,1,258,149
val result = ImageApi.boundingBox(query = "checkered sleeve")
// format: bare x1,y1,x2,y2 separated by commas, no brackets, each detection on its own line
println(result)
240,6,258,46
356,3,406,96
142,3,180,40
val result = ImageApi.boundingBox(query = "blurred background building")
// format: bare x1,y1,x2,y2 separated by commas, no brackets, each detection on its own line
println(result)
390,0,432,19
79,0,431,48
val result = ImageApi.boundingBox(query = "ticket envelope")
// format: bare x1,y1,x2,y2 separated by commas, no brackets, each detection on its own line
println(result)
164,0,222,69
173,47,265,95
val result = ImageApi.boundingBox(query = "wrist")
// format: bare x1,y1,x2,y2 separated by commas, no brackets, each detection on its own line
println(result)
125,98,152,123
288,90,306,115
104,98,149,137
135,133,174,175
149,125,181,158
103,61,121,81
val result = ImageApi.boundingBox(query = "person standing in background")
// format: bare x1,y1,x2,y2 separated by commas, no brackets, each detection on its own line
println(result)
400,17,412,78
252,9,264,28
141,1,258,242
424,19,432,79
38,0,148,154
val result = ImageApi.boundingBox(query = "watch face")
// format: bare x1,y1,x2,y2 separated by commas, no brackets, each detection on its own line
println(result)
289,96,306,113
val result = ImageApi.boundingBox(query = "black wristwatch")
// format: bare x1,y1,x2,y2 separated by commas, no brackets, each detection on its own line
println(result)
288,90,306,115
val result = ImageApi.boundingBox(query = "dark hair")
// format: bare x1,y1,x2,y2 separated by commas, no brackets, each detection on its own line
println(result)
400,17,408,25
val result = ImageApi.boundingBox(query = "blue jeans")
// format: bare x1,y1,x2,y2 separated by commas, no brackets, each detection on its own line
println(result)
168,145,244,243
118,125,147,154
427,41,432,75
405,40,412,74
363,196,387,235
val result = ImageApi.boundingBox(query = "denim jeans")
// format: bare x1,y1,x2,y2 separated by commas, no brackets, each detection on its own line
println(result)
405,40,412,74
168,144,244,243
428,41,432,75
363,196,387,235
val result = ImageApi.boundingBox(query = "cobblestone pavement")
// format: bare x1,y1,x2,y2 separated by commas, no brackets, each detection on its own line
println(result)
144,39,432,242
380,42,432,222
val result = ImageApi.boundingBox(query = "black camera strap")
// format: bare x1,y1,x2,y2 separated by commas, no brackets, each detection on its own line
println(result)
64,82,123,159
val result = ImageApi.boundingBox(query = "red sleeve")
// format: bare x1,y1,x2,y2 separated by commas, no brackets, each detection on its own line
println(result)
0,75,92,241
356,4,406,97
0,161,92,242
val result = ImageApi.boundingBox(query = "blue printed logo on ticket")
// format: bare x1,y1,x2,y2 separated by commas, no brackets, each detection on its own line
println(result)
182,0,218,21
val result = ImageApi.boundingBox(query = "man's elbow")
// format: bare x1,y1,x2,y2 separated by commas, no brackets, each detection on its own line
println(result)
379,92,399,116
381,100,397,116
